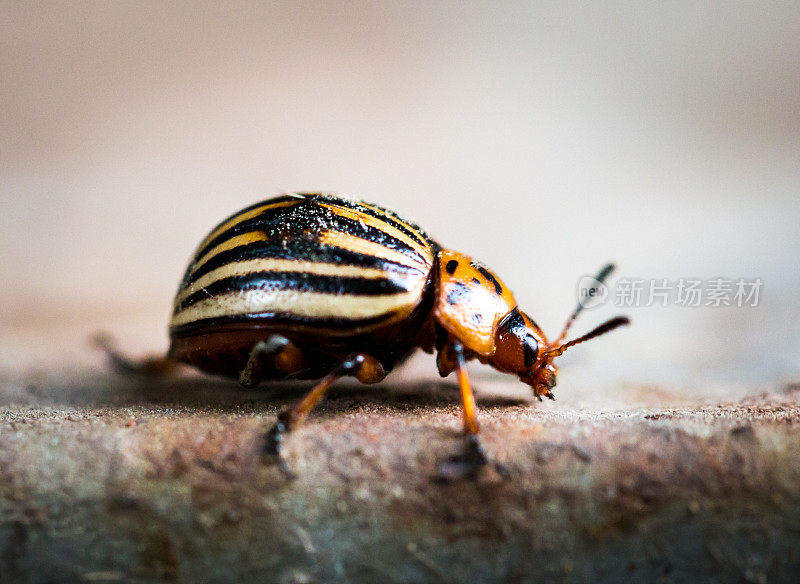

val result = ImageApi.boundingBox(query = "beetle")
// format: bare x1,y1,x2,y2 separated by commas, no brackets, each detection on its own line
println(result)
108,193,629,478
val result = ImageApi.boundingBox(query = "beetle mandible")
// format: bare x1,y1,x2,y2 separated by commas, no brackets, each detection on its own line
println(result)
110,193,629,477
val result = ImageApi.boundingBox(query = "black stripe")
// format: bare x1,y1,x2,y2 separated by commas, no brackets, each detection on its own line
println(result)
311,208,428,265
446,282,472,306
192,197,308,261
475,265,503,295
193,198,427,268
199,195,306,244
176,271,413,313
170,311,398,338
318,196,432,249
184,237,425,286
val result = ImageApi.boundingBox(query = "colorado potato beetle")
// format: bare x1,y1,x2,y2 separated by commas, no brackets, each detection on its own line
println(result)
112,193,629,477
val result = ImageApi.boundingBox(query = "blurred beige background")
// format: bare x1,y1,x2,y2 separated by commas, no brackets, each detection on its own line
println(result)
1,2,798,394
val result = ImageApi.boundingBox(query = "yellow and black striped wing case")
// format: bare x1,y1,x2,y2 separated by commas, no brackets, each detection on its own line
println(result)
170,193,438,337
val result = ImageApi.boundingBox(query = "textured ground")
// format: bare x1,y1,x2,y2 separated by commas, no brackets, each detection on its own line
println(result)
1,360,799,584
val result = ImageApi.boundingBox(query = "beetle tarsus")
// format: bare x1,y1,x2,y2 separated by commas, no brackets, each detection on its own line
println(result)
493,459,511,478
259,354,369,477
263,420,288,456
262,420,296,478
435,435,494,482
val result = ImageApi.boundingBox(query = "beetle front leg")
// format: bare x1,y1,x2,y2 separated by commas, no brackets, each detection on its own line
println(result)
435,340,508,482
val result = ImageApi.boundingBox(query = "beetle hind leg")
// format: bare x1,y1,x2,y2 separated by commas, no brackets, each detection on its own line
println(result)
93,333,178,377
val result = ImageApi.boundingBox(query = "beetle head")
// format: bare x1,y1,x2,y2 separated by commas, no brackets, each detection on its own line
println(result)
491,264,630,400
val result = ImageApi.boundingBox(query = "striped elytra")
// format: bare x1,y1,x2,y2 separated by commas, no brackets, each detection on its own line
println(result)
167,193,630,405
168,193,441,378
171,194,435,329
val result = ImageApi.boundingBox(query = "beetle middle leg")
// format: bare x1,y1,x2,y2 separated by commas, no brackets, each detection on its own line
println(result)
238,335,297,388
263,353,385,471
435,340,509,481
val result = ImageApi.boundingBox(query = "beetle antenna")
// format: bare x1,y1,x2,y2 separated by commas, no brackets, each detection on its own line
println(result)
548,316,630,358
554,263,616,346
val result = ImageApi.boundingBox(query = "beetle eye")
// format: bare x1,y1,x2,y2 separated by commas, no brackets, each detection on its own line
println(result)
522,334,538,368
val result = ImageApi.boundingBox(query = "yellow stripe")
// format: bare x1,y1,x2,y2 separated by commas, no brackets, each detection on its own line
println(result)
319,203,433,262
175,258,423,306
190,223,431,281
194,199,299,256
359,201,430,249
190,232,271,275
318,230,428,270
170,283,425,328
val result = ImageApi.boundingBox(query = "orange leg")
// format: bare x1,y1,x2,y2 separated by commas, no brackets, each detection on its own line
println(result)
280,364,349,429
452,341,480,435
264,354,371,470
435,341,509,482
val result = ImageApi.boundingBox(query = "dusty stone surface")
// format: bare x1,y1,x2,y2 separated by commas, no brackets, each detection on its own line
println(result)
1,365,799,583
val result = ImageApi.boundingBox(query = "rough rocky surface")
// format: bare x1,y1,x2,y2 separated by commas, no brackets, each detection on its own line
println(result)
1,363,799,583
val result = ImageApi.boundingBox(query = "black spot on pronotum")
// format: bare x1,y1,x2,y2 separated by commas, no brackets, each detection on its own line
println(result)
446,283,471,306
471,277,480,285
445,259,458,275
475,265,503,295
